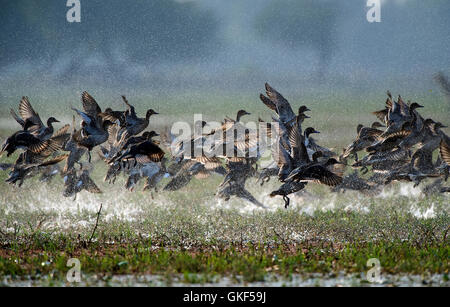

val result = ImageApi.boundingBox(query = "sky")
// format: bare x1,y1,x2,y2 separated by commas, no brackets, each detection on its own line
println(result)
0,0,449,100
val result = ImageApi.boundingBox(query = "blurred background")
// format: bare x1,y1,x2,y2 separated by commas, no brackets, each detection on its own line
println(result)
0,0,449,145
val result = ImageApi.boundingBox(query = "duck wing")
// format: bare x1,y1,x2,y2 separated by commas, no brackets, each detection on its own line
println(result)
372,107,389,124
264,83,296,124
259,93,277,112
18,97,44,134
81,91,102,117
10,109,25,128
272,141,293,181
288,121,309,164
298,165,343,186
137,142,165,163
80,172,102,193
440,136,450,165
121,95,137,118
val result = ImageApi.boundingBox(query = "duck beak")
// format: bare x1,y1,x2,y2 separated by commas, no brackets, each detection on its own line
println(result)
304,115,310,119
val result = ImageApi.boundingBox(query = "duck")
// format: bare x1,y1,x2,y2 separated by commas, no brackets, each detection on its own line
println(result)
332,171,381,196
303,127,335,160
163,160,205,191
297,106,311,124
216,158,265,208
228,109,251,123
353,147,409,170
366,124,412,154
10,96,60,141
70,92,116,154
259,83,296,126
209,109,252,145
72,118,114,155
409,122,448,173
110,136,165,166
384,167,441,187
120,95,158,137
269,117,342,207
440,133,450,166
342,122,385,161
63,116,88,173
0,125,46,157
107,131,160,163
382,96,422,137
121,158,167,192
170,120,208,161
269,181,307,208
1,120,69,157
285,157,343,186
6,154,68,187
5,124,70,185
143,158,170,194
63,165,102,199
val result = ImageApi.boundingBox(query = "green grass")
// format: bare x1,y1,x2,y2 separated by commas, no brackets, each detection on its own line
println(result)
1,239,448,284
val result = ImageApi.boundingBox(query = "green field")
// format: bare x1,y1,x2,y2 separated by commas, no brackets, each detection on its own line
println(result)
0,94,449,287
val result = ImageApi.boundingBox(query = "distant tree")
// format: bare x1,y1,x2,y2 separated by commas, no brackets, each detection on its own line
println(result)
254,0,338,78
0,0,221,78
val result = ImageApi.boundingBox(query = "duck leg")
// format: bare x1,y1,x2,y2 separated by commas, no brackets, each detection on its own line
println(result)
283,195,290,208
87,151,92,163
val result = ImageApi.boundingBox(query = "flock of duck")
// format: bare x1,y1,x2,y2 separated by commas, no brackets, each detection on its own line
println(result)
0,83,449,208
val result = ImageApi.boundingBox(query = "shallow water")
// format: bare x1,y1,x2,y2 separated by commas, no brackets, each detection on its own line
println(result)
2,272,448,287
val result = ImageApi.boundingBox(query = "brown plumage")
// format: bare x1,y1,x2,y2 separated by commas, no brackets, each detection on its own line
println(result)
120,95,158,137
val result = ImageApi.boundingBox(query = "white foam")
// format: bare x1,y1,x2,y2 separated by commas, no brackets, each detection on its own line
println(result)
411,203,436,219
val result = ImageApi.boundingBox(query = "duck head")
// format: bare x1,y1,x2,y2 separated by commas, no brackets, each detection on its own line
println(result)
47,117,60,126
144,130,160,140
434,122,448,131
423,118,436,128
409,102,424,111
146,109,159,120
304,127,320,137
298,105,310,114
236,110,250,121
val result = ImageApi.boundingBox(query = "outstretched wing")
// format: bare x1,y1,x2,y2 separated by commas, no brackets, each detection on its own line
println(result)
440,137,450,165
264,83,296,123
18,97,44,133
81,91,102,117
